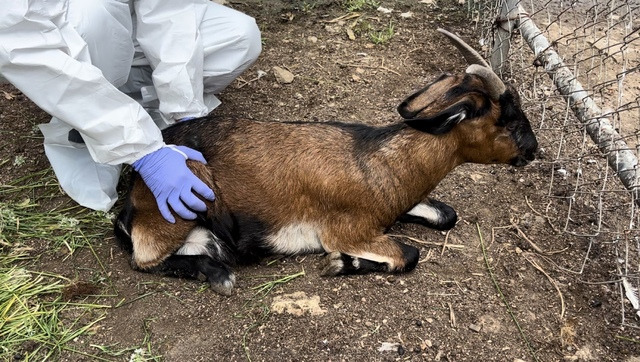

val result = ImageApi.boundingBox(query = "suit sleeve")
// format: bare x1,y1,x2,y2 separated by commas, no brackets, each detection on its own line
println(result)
0,3,164,165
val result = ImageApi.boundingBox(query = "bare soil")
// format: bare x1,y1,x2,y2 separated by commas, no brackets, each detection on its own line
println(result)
1,1,639,361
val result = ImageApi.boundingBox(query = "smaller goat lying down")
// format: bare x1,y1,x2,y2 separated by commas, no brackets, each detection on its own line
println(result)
114,29,538,295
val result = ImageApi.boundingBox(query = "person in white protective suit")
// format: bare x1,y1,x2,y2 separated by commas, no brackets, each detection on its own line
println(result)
0,0,261,223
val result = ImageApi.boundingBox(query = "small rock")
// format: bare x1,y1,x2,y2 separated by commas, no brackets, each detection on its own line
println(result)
419,0,436,4
346,28,356,40
469,324,482,332
307,36,318,43
415,320,423,327
400,11,413,18
470,173,483,182
378,342,400,353
377,6,393,14
272,66,294,84
324,25,338,33
589,299,602,308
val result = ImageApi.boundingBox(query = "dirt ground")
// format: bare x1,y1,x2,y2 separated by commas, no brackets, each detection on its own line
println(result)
1,1,640,361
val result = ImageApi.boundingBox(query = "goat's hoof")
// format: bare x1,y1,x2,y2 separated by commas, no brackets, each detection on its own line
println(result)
320,252,344,277
209,272,236,296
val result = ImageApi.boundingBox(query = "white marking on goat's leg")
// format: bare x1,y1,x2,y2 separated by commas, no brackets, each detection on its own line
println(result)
353,251,397,268
321,234,415,275
176,227,217,257
406,203,443,224
268,222,324,254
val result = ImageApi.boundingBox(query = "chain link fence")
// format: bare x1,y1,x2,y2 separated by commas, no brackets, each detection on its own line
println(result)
468,0,640,327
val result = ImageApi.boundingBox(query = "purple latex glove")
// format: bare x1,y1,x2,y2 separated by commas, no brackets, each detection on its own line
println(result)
132,145,215,223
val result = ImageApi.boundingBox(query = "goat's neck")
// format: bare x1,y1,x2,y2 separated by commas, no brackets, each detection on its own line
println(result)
367,127,461,210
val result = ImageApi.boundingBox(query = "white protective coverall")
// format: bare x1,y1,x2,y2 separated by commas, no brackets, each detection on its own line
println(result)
0,0,261,211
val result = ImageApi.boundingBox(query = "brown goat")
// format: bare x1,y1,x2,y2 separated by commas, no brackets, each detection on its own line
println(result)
114,29,538,295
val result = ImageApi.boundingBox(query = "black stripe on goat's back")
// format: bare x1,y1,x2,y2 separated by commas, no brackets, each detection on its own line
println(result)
322,121,403,154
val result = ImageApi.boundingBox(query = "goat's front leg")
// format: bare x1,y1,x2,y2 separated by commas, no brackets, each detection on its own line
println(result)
138,255,236,296
397,198,457,231
320,234,419,276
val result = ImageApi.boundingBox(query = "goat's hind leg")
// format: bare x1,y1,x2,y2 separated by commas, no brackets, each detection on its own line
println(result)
398,198,457,231
321,235,419,276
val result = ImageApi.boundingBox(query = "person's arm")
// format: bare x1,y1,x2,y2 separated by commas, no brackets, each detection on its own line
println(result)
0,4,214,221
134,0,211,122
0,4,164,165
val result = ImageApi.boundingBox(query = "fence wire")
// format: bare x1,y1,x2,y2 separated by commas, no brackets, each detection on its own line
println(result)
469,0,640,327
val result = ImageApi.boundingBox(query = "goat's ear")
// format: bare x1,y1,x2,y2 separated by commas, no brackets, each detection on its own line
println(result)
403,101,470,135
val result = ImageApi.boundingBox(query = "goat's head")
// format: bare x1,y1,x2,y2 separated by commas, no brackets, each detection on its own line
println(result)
397,28,538,167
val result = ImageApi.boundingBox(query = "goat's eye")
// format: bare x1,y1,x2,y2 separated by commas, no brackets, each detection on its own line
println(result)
506,122,517,131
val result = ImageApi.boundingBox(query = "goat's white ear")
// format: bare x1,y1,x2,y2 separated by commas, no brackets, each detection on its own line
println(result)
446,111,466,123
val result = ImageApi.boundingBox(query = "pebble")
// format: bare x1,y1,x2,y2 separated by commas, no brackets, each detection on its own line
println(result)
469,324,482,333
272,66,294,84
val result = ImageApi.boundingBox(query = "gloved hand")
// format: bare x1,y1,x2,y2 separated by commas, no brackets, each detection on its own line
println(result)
132,145,215,223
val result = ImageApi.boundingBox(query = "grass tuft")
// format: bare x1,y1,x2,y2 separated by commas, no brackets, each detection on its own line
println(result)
344,0,379,12
369,21,395,44
0,253,107,360
0,199,112,254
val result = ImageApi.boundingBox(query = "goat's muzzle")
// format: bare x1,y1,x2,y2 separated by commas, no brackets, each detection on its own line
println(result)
510,134,538,167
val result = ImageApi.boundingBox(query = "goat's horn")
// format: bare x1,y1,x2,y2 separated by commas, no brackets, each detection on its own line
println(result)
466,64,506,100
437,28,506,100
437,28,490,67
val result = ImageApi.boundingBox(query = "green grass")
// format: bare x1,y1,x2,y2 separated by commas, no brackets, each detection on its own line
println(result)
344,0,379,12
1,200,113,254
351,19,395,45
91,318,162,362
240,268,306,362
369,21,395,44
0,168,117,360
0,167,113,254
0,253,108,360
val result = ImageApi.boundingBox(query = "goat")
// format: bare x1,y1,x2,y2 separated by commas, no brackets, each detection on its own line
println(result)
114,29,538,295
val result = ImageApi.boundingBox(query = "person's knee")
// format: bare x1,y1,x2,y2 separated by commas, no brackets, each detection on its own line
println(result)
68,0,127,39
232,14,262,65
